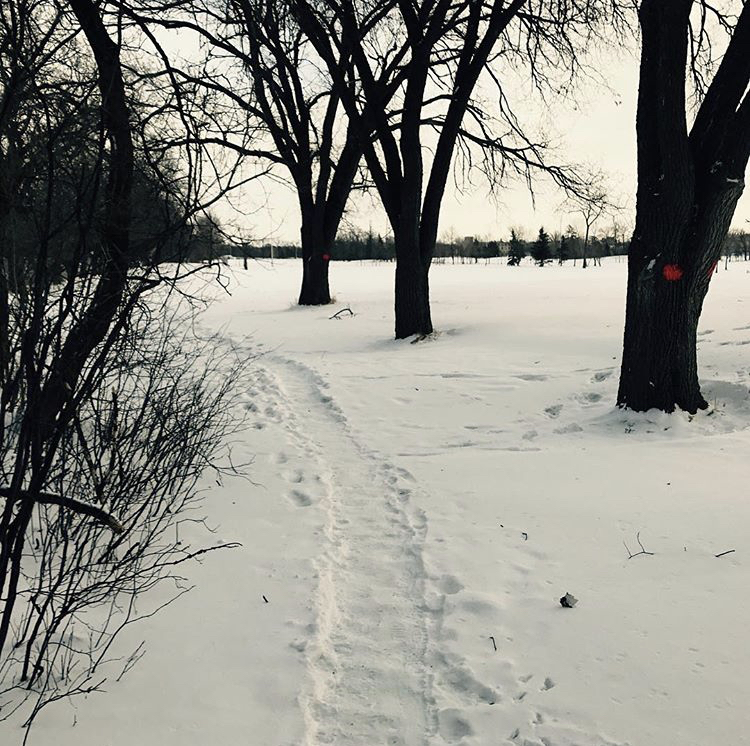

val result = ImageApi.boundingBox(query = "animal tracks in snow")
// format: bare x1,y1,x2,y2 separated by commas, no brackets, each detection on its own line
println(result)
286,488,313,508
239,354,628,746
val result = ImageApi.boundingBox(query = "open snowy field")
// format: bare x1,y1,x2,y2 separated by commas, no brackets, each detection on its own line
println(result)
22,257,750,746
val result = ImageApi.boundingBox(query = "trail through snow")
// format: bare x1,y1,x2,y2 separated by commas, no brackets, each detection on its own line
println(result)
246,353,626,746
252,355,435,745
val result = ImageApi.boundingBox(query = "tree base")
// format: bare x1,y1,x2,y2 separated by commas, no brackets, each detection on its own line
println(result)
298,256,331,306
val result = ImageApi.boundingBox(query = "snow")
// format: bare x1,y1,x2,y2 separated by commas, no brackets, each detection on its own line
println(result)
15,257,750,746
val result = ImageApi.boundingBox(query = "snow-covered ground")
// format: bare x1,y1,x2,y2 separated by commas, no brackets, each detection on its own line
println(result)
21,258,750,745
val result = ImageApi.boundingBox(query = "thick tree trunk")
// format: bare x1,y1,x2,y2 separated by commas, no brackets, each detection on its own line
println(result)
298,253,331,305
394,247,432,339
616,0,750,414
297,211,331,306
617,182,742,414
618,245,707,413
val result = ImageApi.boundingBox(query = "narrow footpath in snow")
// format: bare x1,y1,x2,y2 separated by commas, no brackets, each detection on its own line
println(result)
252,355,436,745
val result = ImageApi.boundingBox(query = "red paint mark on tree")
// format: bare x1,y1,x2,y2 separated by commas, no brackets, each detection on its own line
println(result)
707,260,718,279
662,263,684,281
322,254,330,262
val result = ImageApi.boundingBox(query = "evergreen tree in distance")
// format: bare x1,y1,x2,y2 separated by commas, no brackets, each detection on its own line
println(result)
557,234,570,265
507,229,526,266
531,227,552,266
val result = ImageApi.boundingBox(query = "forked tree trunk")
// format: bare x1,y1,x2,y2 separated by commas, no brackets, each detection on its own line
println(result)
616,0,750,414
618,183,743,413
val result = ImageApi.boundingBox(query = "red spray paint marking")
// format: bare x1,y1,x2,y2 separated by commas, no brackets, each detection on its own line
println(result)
707,260,718,279
662,263,684,281
322,254,330,262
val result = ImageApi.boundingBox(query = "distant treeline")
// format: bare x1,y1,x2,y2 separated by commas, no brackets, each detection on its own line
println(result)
196,224,750,265
223,228,631,263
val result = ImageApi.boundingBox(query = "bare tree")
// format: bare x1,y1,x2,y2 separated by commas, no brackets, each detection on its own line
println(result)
617,1,750,413
294,0,623,338
1,0,251,730
118,0,376,305
564,180,612,268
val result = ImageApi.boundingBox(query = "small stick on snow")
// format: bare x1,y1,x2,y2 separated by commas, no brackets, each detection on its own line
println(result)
624,532,654,559
329,307,354,319
262,595,269,603
489,636,497,652
521,532,528,541
715,549,736,558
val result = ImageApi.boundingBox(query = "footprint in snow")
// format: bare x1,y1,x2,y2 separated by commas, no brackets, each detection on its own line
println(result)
591,369,614,383
287,489,312,507
264,404,282,421
437,575,464,595
553,423,583,434
284,469,304,484
544,404,563,418
397,488,411,503
437,709,473,742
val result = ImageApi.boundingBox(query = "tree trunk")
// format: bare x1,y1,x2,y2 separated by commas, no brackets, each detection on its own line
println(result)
617,244,707,413
617,181,743,414
582,225,590,269
1,0,134,658
298,211,331,305
394,247,432,339
616,0,750,414
298,253,331,305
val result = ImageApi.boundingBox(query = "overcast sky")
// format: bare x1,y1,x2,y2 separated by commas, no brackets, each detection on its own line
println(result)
214,41,750,246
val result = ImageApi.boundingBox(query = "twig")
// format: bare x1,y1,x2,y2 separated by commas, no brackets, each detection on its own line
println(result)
715,549,735,558
489,636,497,652
116,641,146,682
329,307,354,319
623,531,654,559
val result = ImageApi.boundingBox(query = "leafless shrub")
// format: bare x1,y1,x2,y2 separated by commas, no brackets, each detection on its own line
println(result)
0,296,248,737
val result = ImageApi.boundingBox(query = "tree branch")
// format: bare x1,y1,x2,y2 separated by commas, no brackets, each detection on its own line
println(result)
0,488,123,533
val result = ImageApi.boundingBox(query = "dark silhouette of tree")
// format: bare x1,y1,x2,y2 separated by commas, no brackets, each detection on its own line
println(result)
564,180,610,268
118,0,363,304
0,0,134,677
507,229,527,266
557,234,571,264
0,0,250,725
617,0,750,413
531,227,552,266
294,0,607,338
